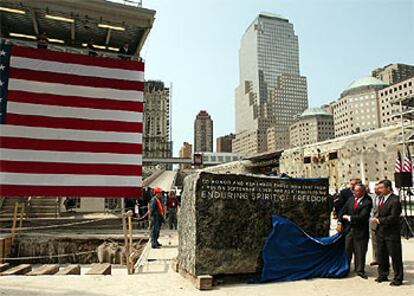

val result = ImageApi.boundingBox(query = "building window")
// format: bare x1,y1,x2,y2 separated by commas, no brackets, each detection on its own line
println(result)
329,152,338,160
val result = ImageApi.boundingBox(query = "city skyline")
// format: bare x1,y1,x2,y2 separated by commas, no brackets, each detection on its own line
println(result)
138,0,414,155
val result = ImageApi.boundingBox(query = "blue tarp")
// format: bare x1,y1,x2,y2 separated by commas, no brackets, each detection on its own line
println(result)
254,216,349,283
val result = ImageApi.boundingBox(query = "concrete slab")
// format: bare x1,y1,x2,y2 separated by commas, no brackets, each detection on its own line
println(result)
26,265,59,276
86,263,111,275
0,263,10,272
55,264,81,275
0,264,32,276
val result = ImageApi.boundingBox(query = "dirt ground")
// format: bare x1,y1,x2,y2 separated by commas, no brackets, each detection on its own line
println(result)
0,230,413,296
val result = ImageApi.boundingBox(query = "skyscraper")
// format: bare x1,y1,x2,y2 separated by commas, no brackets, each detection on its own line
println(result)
143,80,172,171
179,142,193,169
216,133,236,153
234,13,308,155
194,110,213,152
372,64,414,85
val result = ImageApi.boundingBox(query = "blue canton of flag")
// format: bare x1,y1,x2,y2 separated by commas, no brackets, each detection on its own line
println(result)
0,44,11,124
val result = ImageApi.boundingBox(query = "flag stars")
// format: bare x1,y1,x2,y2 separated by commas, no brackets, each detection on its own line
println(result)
0,64,5,71
0,50,6,56
0,81,4,87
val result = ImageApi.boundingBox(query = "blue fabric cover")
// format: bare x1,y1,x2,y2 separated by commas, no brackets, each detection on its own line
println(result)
255,215,349,283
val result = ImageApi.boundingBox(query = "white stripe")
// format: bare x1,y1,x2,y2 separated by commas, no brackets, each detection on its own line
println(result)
0,125,142,144
0,148,142,165
10,56,144,82
8,102,143,123
9,79,143,102
0,173,142,186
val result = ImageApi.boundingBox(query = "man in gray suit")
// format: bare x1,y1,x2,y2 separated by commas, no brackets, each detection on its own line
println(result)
369,183,381,266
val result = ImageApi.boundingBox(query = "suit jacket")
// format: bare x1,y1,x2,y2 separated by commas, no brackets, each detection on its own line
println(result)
334,188,354,213
119,47,132,55
377,193,402,240
339,193,373,240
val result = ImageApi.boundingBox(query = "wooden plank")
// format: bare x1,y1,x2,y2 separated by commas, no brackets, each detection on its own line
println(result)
171,257,179,273
196,275,213,290
11,203,19,244
122,209,130,272
0,263,10,273
128,213,133,274
86,263,111,275
56,264,81,275
26,264,59,276
3,237,12,262
0,238,4,264
0,264,32,276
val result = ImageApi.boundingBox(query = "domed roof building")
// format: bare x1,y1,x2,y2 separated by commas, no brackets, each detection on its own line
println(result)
288,107,334,148
341,77,388,97
333,76,388,138
299,107,333,118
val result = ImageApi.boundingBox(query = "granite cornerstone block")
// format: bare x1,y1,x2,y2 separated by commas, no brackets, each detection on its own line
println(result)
178,172,330,276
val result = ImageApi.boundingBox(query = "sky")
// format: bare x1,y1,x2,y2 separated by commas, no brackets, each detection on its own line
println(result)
135,0,414,156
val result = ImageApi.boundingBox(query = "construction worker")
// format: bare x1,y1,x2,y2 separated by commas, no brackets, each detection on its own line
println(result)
148,187,165,248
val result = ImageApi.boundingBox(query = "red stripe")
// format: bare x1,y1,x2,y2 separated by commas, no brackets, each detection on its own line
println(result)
7,114,143,133
8,91,143,112
11,45,144,71
0,137,142,154
0,185,142,198
9,68,144,91
0,161,142,176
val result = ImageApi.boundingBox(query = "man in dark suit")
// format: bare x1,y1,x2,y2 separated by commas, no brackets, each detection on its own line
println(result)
371,179,404,286
338,183,372,279
119,41,132,59
334,178,362,217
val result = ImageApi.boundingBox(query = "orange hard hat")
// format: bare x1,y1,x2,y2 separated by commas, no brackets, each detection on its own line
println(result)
153,187,162,194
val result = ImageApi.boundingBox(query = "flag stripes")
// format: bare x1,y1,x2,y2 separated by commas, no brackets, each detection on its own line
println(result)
0,44,143,197
395,150,402,173
0,149,142,165
403,147,413,173
10,67,144,91
0,160,142,176
1,185,141,197
0,137,142,154
10,56,144,81
5,114,143,133
9,79,143,102
11,45,144,71
8,91,144,112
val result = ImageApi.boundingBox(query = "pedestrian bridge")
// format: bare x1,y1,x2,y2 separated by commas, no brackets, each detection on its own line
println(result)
145,170,177,192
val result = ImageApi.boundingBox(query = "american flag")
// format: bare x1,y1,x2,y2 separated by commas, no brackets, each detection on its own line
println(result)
0,44,143,197
403,146,413,173
395,150,402,173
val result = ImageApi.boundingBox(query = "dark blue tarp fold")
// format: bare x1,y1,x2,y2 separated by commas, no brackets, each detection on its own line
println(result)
254,215,349,283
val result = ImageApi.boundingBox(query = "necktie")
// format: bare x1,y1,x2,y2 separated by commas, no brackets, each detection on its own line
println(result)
379,196,384,208
353,197,358,209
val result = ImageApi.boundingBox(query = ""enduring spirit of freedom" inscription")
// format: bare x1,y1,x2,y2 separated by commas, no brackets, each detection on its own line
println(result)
200,177,328,203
